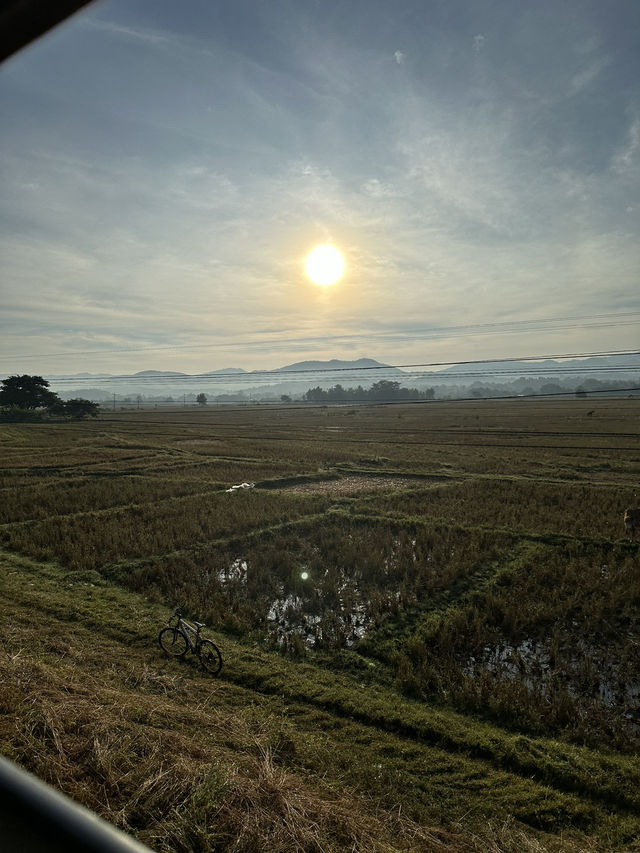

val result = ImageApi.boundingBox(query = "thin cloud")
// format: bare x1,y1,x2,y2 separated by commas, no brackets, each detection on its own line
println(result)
612,117,640,175
567,55,610,97
83,18,171,48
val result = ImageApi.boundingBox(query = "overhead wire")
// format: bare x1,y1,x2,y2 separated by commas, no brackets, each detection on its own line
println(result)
69,386,639,456
96,384,640,414
4,311,640,362
37,348,640,385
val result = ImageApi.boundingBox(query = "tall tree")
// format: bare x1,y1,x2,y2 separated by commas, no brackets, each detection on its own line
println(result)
0,375,60,409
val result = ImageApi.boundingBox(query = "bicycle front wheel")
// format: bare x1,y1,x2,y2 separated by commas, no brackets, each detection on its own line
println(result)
199,640,223,675
159,627,188,658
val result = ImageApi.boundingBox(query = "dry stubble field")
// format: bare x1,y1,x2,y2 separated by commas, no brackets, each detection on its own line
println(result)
0,398,639,852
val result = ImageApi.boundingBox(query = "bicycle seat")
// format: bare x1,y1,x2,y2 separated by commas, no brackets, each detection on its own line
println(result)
195,621,204,629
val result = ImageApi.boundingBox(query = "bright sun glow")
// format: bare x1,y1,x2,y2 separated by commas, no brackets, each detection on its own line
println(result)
305,245,345,286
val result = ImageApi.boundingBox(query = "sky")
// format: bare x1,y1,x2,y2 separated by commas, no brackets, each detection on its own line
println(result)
1,0,639,375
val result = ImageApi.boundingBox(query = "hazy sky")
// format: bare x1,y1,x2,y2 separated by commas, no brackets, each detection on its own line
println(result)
1,0,639,374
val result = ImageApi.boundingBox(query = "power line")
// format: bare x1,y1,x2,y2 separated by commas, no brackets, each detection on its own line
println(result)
363,386,640,406
36,348,640,385
97,385,640,416
4,311,640,361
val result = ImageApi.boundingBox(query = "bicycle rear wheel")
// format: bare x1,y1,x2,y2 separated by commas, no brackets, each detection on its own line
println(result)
158,627,188,658
198,640,223,675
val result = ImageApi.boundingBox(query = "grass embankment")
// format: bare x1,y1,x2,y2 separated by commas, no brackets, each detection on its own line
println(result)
1,550,638,852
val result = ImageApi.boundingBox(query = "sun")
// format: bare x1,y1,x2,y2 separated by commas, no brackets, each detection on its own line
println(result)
305,244,345,286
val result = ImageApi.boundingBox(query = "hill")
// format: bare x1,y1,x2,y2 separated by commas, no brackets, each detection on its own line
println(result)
274,357,403,373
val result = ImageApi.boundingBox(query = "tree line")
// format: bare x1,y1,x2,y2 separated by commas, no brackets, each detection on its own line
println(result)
0,375,99,420
302,379,435,403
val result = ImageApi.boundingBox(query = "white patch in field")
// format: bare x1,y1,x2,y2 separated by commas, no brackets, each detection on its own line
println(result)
225,482,255,493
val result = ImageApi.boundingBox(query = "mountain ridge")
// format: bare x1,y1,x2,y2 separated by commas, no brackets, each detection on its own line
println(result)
44,353,639,382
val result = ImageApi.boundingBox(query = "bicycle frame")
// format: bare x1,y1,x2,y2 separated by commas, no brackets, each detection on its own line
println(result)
169,613,201,653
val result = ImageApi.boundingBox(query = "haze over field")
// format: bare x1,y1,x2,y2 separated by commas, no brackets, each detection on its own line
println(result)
1,0,639,374
31,352,640,402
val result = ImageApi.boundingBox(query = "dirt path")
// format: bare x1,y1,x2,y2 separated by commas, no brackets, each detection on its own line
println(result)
284,476,418,494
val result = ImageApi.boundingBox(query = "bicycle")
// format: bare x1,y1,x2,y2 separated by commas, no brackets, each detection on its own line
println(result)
158,611,223,676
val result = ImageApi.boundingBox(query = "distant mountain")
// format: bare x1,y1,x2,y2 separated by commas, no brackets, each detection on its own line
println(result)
274,358,405,374
64,372,110,378
48,372,112,379
434,354,640,378
201,367,248,375
436,355,640,383
132,370,187,377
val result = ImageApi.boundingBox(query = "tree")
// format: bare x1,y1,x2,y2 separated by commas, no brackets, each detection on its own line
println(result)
0,375,60,409
370,380,401,399
63,399,100,419
541,383,563,396
48,398,99,419
280,394,292,403
303,386,327,402
196,393,207,405
331,383,347,401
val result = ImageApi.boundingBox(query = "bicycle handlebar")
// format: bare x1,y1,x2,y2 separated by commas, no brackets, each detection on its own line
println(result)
170,611,204,633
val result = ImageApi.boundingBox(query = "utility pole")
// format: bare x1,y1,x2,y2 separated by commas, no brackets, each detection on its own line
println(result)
113,393,116,411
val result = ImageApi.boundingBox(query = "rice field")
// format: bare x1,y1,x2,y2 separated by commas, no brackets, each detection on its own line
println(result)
1,397,639,850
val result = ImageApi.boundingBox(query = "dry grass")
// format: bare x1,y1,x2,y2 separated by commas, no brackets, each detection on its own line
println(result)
2,548,632,852
0,630,525,853
283,476,423,494
0,490,330,569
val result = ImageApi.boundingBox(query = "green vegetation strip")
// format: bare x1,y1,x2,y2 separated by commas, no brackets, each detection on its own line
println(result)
225,650,640,815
